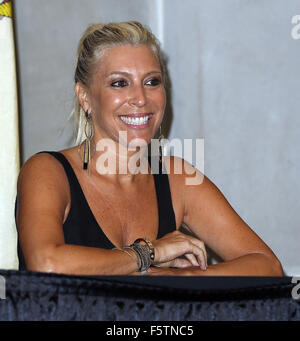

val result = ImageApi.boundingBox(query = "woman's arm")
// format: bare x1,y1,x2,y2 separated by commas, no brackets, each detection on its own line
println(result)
148,253,282,276
17,154,207,275
149,157,283,276
16,153,141,275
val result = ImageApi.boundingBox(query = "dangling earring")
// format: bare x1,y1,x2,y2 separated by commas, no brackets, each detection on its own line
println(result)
78,111,95,174
158,125,164,164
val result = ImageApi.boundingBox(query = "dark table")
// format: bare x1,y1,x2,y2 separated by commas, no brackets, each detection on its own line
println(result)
0,270,299,321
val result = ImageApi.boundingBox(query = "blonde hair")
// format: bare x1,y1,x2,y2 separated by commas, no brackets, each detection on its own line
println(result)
72,21,167,145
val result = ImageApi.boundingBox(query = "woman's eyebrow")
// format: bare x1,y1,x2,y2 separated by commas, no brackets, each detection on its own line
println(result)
106,70,162,78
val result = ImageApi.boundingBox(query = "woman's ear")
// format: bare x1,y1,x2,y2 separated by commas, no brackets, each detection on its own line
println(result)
75,82,91,113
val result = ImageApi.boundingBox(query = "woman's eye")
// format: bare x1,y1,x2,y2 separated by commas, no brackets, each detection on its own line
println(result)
110,80,128,88
145,78,161,86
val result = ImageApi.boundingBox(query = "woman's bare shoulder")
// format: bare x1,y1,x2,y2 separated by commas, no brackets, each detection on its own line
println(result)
160,156,205,229
163,156,205,189
17,151,70,200
19,152,62,177
18,146,78,180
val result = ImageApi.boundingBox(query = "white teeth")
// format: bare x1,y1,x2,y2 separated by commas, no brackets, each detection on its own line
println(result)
120,115,150,125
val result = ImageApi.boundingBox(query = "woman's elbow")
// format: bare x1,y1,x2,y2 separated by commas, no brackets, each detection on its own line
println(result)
248,252,284,276
262,253,284,276
25,249,61,274
271,257,284,276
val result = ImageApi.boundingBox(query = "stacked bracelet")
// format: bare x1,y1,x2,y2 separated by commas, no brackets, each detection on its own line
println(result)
112,247,140,269
130,243,151,273
113,238,155,274
134,238,155,262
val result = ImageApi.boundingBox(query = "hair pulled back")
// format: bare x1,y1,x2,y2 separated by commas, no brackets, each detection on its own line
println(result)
72,21,166,144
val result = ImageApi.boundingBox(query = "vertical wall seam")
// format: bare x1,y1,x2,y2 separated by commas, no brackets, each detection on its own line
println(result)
156,0,164,47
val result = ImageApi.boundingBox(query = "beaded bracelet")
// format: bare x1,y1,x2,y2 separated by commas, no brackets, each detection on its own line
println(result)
113,245,150,274
113,238,154,274
130,243,151,273
134,238,155,263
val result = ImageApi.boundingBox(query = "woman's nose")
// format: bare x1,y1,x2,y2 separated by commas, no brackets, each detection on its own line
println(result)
128,85,147,107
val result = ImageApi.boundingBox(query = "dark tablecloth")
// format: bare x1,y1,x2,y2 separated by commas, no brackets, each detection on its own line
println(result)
0,270,299,321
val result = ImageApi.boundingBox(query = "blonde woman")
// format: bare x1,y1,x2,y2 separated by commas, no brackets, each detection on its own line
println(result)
16,22,283,276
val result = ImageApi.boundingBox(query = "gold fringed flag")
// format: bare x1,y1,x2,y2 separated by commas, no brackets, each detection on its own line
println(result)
0,0,20,269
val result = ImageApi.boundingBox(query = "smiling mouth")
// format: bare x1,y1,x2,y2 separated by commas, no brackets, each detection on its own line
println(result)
119,114,153,127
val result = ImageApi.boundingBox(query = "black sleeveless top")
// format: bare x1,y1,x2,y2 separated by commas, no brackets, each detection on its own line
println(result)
17,151,177,270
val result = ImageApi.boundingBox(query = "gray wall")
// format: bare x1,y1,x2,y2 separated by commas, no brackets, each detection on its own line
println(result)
14,0,161,159
14,0,300,275
163,0,300,276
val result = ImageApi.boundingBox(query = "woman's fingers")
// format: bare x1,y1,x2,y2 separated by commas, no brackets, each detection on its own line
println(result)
170,257,193,268
184,253,200,267
154,255,206,270
152,230,208,270
189,239,207,270
153,258,192,268
184,248,206,270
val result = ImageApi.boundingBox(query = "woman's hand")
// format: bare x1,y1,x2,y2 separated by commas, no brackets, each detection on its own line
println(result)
151,230,207,270
146,265,202,276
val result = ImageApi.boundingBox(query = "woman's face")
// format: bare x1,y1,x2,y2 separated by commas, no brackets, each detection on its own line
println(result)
86,44,166,148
